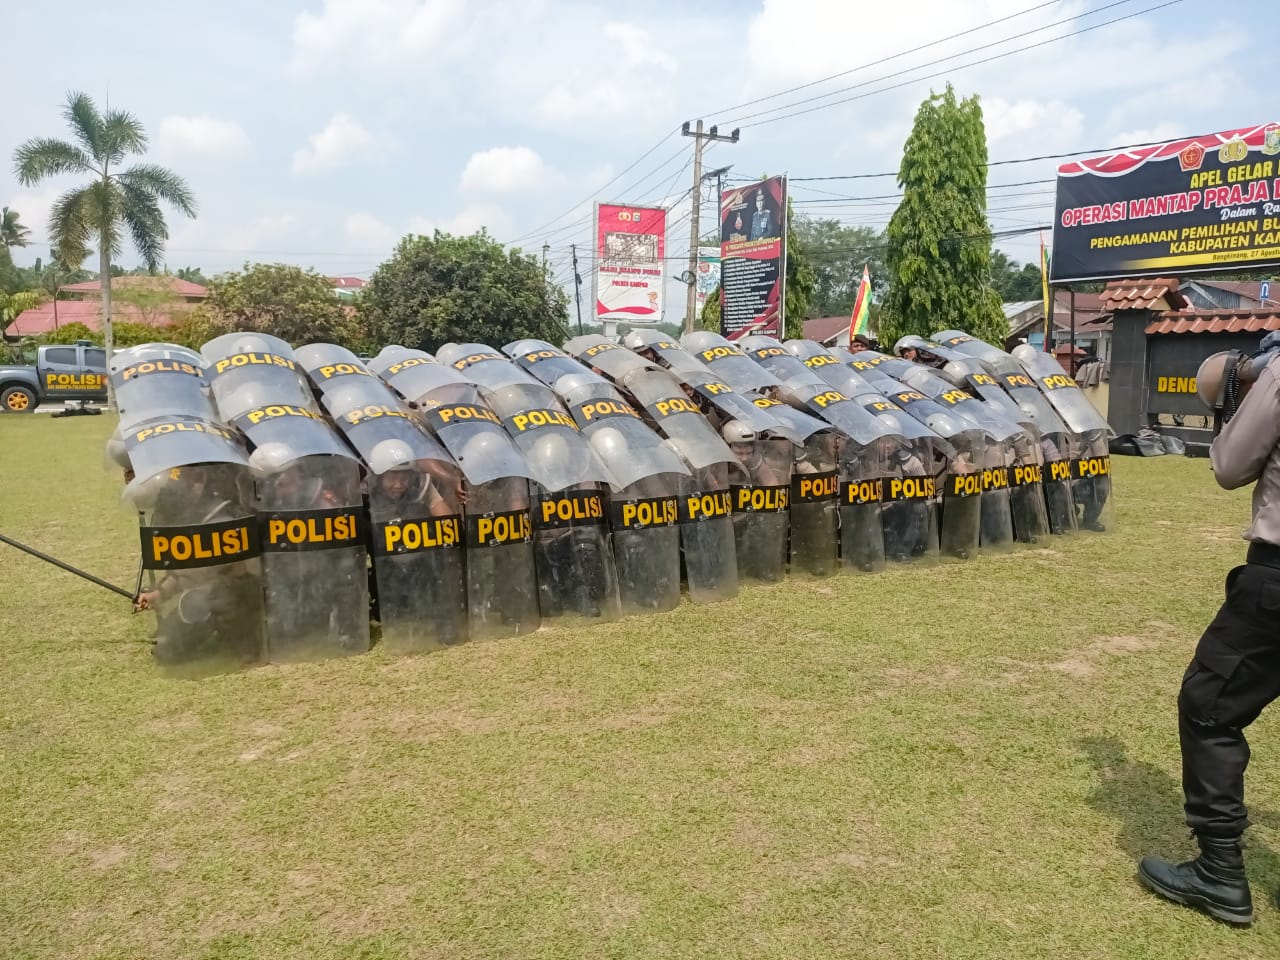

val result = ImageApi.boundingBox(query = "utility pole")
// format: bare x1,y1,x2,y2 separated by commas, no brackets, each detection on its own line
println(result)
681,121,739,333
570,243,584,336
542,242,549,270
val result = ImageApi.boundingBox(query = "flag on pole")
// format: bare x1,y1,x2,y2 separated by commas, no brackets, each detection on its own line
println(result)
848,264,872,341
1040,233,1052,351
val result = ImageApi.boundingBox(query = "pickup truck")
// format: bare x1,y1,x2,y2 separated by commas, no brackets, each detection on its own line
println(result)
0,340,108,412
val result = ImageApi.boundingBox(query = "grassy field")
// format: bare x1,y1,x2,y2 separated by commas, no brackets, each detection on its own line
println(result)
1,414,1278,959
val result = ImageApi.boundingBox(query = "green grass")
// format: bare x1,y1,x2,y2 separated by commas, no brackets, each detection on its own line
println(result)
1,414,1278,959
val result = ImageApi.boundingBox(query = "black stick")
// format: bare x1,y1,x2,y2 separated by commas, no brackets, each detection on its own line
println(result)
0,533,136,600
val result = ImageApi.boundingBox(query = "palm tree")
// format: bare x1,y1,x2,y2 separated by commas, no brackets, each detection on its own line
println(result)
13,91,196,410
1,207,31,250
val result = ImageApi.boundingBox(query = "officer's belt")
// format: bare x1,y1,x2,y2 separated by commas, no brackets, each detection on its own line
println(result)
1246,541,1280,569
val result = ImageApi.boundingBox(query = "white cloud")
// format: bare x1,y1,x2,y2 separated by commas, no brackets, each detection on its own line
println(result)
156,115,251,159
292,114,376,173
460,146,552,194
602,22,676,72
344,212,397,251
2,185,63,252
291,0,464,75
982,98,1084,149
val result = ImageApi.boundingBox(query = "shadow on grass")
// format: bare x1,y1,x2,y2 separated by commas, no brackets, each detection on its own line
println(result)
1081,736,1280,897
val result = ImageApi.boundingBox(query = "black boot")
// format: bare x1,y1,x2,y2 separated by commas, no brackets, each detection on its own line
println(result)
1138,834,1253,925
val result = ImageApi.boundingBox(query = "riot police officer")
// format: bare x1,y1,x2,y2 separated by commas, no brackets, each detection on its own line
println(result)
1138,350,1280,926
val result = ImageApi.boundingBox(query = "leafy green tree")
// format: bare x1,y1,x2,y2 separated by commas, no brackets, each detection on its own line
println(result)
699,284,721,332
791,216,886,317
989,250,1043,302
201,263,362,347
1,207,31,250
362,230,569,351
881,85,1005,347
175,266,209,285
783,199,815,339
12,91,196,408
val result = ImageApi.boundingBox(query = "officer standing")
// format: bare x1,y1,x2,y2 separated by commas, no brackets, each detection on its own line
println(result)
1139,351,1280,926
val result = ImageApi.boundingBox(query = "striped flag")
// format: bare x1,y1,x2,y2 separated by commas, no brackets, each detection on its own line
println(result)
1040,234,1052,351
848,264,871,341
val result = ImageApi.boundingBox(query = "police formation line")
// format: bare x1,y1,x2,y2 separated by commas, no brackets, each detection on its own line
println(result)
107,329,1112,668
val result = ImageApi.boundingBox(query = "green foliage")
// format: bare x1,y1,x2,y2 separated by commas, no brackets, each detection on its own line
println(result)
783,199,815,339
175,266,209,285
1,207,31,250
881,85,1005,347
1,289,41,331
362,230,569,351
200,263,364,348
700,285,721,332
791,216,886,318
990,250,1044,302
41,320,160,348
41,322,98,345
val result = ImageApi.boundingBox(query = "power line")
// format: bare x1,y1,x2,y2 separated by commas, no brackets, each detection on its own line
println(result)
702,0,1064,119
734,0,1186,130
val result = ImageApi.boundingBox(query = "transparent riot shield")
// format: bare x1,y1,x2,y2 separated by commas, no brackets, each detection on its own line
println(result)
238,411,370,661
608,474,683,614
296,342,381,397
739,337,827,389
680,331,784,392
110,345,218,432
858,396,945,565
875,387,984,561
315,373,468,654
790,430,841,577
1012,345,1114,532
487,381,620,622
620,368,738,602
121,418,265,667
839,437,891,574
462,475,541,640
564,334,660,384
201,332,316,421
624,331,718,379
504,340,602,393
725,433,791,583
437,342,545,394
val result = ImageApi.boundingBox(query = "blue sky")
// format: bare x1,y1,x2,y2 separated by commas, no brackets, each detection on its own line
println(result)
1,0,1271,317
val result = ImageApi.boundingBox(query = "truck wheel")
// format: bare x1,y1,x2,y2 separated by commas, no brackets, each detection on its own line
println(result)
1,385,37,413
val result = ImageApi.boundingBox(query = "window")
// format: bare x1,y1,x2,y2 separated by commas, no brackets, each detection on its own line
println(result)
85,348,106,369
44,347,76,366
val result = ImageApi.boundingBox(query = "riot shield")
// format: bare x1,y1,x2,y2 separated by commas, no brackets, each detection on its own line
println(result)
1012,346,1113,532
840,438,893,574
858,396,943,565
296,342,381,397
739,337,827,389
620,368,738,602
437,343,545,393
504,340,602,393
110,345,218,432
317,373,468,653
235,408,370,661
724,431,791,583
487,381,620,622
790,430,840,577
120,417,265,667
554,378,687,613
564,334,660,383
624,331,718,378
680,331,784,392
201,332,316,421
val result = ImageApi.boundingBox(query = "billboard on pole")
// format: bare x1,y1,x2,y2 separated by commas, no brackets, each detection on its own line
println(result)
695,246,721,313
594,203,666,325
719,175,786,339
1050,122,1280,283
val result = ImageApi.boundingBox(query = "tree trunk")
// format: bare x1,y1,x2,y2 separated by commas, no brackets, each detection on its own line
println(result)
100,240,116,413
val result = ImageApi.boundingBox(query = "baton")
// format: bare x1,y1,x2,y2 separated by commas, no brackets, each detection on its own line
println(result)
0,532,137,600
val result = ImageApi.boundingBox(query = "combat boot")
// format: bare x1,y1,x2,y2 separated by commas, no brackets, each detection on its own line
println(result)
1138,834,1253,925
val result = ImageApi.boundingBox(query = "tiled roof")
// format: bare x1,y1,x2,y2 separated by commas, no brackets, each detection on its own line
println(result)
1099,278,1188,311
1146,311,1280,335
60,276,208,297
803,315,852,344
328,276,367,289
4,301,176,337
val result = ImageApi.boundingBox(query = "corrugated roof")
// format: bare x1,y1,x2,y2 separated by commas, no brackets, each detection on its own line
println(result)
328,276,366,289
1099,278,1188,311
803,315,852,344
1145,311,1280,335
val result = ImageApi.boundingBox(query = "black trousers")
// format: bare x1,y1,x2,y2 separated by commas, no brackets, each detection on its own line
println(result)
1180,557,1280,838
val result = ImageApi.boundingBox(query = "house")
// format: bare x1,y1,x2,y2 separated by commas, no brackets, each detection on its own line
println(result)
802,316,854,346
4,276,208,338
328,276,366,298
1005,289,1112,360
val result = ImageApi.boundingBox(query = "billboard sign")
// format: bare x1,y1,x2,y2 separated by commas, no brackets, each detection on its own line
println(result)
1050,122,1280,283
594,203,666,325
720,175,787,339
695,246,721,313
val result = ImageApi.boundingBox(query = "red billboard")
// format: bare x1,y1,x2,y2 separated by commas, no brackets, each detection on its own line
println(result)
594,203,666,325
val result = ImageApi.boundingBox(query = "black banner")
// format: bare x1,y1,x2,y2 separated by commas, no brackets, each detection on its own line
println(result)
465,509,533,548
535,491,606,530
731,483,789,513
981,466,1010,491
371,515,462,555
1071,456,1111,480
791,470,837,503
946,473,982,499
608,496,678,530
720,174,786,340
1011,463,1044,487
841,478,884,506
884,476,937,502
140,517,259,570
260,507,366,553
1050,122,1280,282
678,489,732,524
